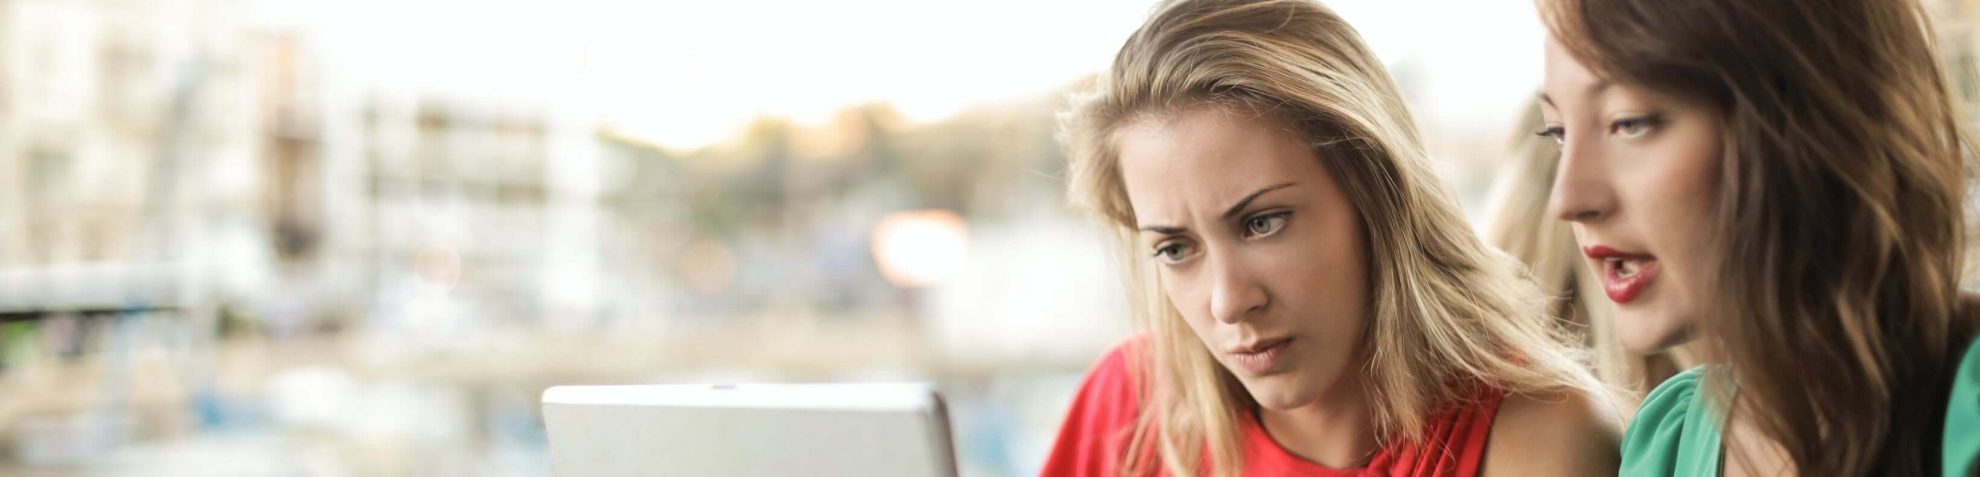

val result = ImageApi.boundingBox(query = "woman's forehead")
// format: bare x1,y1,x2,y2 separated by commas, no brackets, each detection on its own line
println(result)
1121,109,1314,176
1116,108,1334,222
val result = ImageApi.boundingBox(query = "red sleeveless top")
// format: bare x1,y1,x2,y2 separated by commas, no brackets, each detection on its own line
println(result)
1041,339,1503,477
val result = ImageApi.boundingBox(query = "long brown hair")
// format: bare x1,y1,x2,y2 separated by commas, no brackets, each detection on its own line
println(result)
1539,0,1979,474
1066,1,1600,475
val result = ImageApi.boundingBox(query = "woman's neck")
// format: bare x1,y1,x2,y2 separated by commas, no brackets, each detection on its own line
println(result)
1255,374,1378,469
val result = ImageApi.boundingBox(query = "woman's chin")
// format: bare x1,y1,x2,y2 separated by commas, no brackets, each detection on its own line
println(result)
1241,379,1311,411
1616,306,1697,354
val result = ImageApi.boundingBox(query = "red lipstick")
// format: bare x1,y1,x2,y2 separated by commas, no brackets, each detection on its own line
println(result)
1583,245,1659,304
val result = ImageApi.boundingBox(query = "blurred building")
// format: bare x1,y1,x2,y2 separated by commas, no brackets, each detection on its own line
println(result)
0,1,1121,473
0,0,255,315
0,0,259,470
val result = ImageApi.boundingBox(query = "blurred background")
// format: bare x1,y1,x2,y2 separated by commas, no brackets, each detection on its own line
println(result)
2,0,1978,476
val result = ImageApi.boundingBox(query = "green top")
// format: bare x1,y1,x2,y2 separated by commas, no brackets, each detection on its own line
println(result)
1620,366,1723,476
1946,338,1980,476
1622,338,1980,477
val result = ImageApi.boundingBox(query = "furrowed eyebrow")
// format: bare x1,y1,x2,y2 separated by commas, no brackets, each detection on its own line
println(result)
1221,182,1295,221
1137,182,1298,234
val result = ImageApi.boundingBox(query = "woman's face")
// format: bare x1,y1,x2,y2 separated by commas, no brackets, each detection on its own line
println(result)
1116,105,1370,411
1539,39,1722,354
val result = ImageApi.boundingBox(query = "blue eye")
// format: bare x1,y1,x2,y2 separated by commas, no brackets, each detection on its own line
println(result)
1153,242,1193,264
1242,212,1289,238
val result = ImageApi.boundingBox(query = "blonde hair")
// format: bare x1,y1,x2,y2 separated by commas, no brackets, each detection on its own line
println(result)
1483,99,1693,408
1063,1,1598,475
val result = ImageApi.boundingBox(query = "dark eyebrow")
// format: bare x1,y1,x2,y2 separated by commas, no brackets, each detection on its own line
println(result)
1222,182,1296,221
1137,182,1298,234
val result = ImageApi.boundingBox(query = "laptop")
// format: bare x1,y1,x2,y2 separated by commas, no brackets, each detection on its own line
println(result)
540,383,959,477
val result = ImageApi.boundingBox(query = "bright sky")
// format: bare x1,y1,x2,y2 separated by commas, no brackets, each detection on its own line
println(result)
253,0,1548,150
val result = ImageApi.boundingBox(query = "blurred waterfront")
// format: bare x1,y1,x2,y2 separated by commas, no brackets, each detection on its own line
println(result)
3,1,1980,476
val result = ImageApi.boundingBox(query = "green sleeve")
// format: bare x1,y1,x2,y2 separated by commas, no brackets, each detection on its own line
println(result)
1622,367,1721,477
1945,340,1980,477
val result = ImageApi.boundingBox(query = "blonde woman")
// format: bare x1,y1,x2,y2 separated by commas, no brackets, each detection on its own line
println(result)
1484,99,1692,408
1040,1,1619,476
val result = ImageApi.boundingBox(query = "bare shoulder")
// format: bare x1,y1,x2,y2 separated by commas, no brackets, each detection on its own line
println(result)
1479,386,1623,476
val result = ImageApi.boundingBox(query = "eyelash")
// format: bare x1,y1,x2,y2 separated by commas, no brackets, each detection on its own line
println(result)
1242,211,1291,239
1152,242,1191,264
1532,114,1664,146
1150,211,1293,264
1535,125,1565,146
1609,114,1662,138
